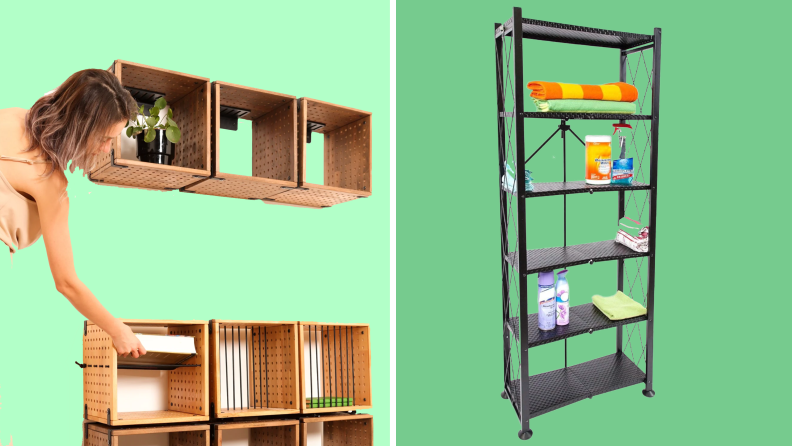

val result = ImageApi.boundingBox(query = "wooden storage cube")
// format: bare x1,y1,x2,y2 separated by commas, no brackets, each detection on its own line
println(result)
183,82,298,199
298,324,372,413
300,414,373,446
210,419,299,446
83,319,209,426
209,321,300,419
265,99,371,209
85,422,210,446
89,60,211,191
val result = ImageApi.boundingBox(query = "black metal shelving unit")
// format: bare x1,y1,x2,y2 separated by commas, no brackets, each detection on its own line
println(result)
495,7,660,440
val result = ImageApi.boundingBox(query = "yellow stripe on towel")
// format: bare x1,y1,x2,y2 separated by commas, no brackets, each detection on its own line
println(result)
558,83,584,99
600,84,622,101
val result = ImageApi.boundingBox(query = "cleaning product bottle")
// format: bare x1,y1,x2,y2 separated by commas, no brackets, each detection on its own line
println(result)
611,124,634,185
538,271,556,331
555,270,569,326
585,135,612,184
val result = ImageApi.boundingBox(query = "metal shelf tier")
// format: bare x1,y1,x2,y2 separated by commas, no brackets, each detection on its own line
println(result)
499,112,651,120
506,180,651,198
505,240,649,275
497,17,654,49
507,353,646,420
506,303,647,347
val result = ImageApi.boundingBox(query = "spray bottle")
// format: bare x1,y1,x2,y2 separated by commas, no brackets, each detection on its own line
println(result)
555,270,569,326
538,271,556,331
611,123,634,185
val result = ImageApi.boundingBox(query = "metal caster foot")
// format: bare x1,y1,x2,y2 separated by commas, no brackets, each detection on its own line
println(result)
501,390,508,399
518,429,533,440
642,389,655,398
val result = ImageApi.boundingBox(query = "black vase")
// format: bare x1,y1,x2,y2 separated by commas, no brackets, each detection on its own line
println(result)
137,129,176,165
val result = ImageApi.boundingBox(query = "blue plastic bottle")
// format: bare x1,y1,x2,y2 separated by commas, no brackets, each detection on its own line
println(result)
538,271,556,331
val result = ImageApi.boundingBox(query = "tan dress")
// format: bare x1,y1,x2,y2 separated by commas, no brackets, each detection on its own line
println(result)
0,155,51,264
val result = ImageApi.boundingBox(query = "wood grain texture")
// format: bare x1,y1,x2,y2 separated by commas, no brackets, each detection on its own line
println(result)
169,323,209,416
83,323,115,423
253,99,297,182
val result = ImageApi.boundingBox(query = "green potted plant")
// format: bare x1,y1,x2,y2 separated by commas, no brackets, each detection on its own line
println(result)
125,97,182,165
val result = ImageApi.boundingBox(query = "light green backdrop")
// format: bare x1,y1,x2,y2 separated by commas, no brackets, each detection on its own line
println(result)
397,0,786,444
0,1,389,444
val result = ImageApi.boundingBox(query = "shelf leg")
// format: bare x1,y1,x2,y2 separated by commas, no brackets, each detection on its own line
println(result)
617,47,627,356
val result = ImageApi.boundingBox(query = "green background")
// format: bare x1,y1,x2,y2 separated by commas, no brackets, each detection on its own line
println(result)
0,1,389,444
397,0,786,444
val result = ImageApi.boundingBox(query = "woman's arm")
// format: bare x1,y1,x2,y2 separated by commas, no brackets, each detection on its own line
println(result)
32,177,146,358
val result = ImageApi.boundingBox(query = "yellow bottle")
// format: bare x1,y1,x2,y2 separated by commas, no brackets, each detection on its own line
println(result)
585,135,612,185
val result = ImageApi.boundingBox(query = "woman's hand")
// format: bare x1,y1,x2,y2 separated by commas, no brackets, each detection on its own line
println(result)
110,323,147,358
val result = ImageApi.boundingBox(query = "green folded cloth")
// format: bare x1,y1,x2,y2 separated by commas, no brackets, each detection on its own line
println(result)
306,397,353,408
533,98,636,114
592,291,647,320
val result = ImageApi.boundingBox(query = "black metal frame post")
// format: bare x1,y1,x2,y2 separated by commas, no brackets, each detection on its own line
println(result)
616,49,627,354
643,27,661,398
512,7,533,441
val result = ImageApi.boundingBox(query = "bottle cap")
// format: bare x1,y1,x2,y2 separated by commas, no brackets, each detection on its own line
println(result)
538,271,555,286
557,269,568,277
585,135,611,143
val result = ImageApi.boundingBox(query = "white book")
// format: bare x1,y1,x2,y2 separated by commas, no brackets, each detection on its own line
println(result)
118,334,196,366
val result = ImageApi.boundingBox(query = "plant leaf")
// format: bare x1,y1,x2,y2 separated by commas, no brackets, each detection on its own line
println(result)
167,117,179,128
144,128,156,143
154,97,167,109
167,108,173,118
138,104,145,115
134,127,143,134
145,116,159,127
150,106,160,117
126,127,134,138
166,126,181,144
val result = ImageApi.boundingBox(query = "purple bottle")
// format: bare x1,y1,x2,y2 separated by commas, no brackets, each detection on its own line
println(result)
556,270,570,326
538,271,556,331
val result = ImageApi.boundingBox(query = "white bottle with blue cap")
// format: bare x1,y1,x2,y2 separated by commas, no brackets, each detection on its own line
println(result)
538,271,556,331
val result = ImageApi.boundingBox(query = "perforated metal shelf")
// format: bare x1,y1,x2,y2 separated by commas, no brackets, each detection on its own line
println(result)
505,180,650,198
498,17,653,50
499,112,651,120
505,240,649,275
507,303,646,347
507,353,645,419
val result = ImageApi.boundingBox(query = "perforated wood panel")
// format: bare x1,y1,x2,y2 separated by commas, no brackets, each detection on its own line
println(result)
325,116,371,193
250,425,298,446
120,60,208,103
324,419,373,446
252,100,297,182
216,82,294,121
171,430,209,446
84,324,115,422
304,100,370,133
184,175,287,200
169,324,208,416
171,83,210,170
90,161,208,190
257,325,297,409
267,187,361,208
86,427,112,446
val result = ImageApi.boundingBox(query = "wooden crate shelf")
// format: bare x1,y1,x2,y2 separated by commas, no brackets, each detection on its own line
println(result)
211,419,299,446
183,82,298,199
82,319,209,426
89,60,212,191
209,321,300,419
263,99,372,209
300,413,373,446
298,323,372,414
84,422,210,446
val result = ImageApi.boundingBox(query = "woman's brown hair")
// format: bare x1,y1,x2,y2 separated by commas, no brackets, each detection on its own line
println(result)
23,69,138,177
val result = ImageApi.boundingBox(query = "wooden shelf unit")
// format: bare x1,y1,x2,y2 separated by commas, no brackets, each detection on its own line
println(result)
183,82,299,199
82,319,209,426
211,419,299,446
84,422,210,446
299,413,373,446
209,320,300,419
298,323,372,414
89,60,212,191
264,99,372,209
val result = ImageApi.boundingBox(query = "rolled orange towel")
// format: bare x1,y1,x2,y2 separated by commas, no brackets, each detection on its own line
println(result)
527,81,638,102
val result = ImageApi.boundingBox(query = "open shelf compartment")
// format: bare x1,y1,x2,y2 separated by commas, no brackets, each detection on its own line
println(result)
507,302,647,348
505,180,651,198
209,321,300,419
89,60,211,191
264,98,372,209
507,353,646,419
82,319,209,426
211,419,299,446
298,323,372,414
506,240,649,275
85,422,210,446
183,82,299,199
498,17,653,49
300,413,373,446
